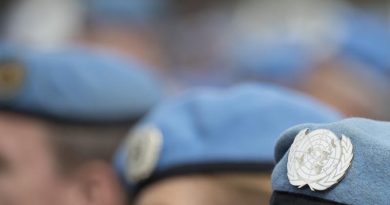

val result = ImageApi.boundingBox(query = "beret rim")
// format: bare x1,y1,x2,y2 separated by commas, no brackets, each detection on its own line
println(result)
271,191,347,205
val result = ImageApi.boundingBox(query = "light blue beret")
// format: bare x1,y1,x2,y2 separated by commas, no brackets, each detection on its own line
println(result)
231,41,314,84
114,83,341,193
272,118,390,205
0,42,21,59
340,11,390,75
87,0,168,25
0,46,162,122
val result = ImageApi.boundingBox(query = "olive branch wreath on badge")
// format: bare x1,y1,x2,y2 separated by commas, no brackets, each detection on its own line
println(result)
287,129,353,191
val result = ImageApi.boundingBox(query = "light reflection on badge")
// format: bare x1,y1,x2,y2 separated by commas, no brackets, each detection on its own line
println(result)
126,125,163,182
0,60,25,99
287,129,353,191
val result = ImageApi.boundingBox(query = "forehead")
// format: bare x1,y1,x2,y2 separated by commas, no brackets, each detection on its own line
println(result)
136,175,232,205
0,112,51,156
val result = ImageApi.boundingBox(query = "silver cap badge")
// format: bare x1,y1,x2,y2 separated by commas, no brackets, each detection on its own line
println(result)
287,129,353,191
126,125,163,182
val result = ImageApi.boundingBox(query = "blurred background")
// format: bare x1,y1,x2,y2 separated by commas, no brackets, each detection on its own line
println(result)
1,0,389,120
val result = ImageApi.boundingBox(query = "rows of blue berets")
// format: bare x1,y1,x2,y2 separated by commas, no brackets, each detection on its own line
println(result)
0,41,340,194
1,21,390,203
86,0,390,82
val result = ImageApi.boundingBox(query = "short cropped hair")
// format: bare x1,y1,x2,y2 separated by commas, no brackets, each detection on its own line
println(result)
0,109,134,173
47,121,133,173
212,173,272,205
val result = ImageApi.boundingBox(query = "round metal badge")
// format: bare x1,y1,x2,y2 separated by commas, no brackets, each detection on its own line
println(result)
287,129,353,191
126,125,163,182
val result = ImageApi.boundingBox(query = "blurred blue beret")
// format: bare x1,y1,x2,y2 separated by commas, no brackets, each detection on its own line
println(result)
340,11,390,75
0,42,21,59
0,46,162,122
86,0,168,25
231,40,314,84
272,118,390,205
114,83,342,193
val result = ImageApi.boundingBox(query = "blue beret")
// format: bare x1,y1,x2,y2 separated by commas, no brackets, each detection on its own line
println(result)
87,0,168,25
340,11,390,75
0,46,162,122
0,42,21,59
272,118,390,204
231,41,314,83
114,83,341,192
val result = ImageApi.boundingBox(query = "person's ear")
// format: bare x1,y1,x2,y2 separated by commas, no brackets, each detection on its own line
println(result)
70,160,126,205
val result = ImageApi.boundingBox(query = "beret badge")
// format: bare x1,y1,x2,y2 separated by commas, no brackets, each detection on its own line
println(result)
287,129,353,191
0,61,25,99
126,125,163,182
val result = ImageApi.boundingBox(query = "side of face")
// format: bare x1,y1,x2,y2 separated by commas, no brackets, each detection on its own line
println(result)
0,112,126,205
0,112,69,205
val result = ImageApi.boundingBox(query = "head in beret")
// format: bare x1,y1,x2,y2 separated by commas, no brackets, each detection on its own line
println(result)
0,45,161,205
271,118,390,205
115,83,341,205
307,9,390,120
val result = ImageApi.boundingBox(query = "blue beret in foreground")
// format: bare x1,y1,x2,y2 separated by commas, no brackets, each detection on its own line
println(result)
115,83,342,192
0,47,162,122
272,118,390,205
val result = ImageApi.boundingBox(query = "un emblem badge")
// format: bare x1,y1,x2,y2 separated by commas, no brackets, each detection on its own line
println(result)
287,129,353,191
126,125,163,182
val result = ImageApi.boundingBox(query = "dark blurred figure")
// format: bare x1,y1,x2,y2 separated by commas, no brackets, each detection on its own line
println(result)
161,0,238,91
0,0,14,36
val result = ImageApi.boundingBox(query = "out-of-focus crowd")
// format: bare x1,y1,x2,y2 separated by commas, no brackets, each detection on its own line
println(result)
1,0,390,120
0,0,390,205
